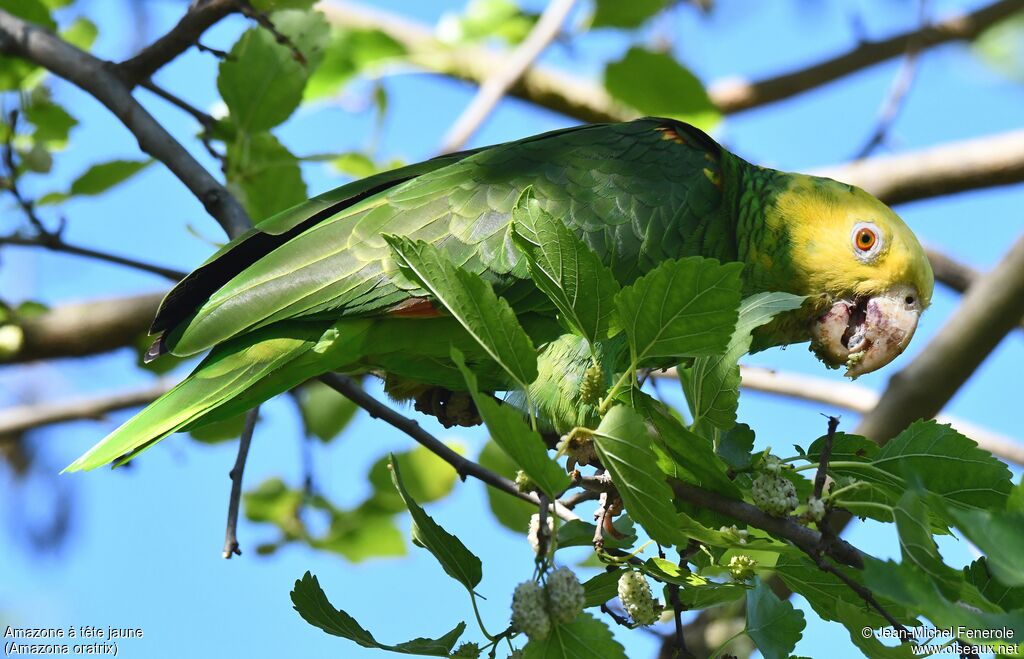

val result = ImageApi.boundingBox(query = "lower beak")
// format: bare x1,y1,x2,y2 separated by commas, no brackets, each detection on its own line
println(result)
810,286,922,378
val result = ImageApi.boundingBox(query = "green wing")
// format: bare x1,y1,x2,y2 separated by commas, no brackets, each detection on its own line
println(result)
159,118,731,357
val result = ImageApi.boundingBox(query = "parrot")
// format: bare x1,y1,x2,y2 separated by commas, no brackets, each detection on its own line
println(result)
64,118,933,472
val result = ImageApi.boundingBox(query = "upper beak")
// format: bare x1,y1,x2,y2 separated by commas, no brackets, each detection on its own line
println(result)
810,285,922,378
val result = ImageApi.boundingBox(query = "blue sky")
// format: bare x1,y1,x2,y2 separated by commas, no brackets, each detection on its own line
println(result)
1,0,1022,657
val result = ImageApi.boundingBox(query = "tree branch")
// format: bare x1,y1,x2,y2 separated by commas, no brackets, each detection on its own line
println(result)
0,10,251,238
0,234,187,281
0,382,172,436
814,128,1024,206
316,373,579,522
1,293,163,364
223,406,258,559
319,0,1020,120
439,0,579,153
117,0,239,86
709,0,1020,113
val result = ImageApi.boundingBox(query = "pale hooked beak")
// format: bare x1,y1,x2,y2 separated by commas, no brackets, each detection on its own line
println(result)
810,285,922,378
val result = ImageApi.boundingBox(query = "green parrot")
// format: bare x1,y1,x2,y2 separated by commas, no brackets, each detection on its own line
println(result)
65,118,933,472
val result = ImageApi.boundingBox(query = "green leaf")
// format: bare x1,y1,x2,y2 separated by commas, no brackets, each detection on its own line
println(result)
642,558,746,608
511,188,621,345
964,558,1024,612
226,131,306,220
591,0,667,28
1009,477,1024,514
557,517,636,550
291,572,465,655
716,423,755,470
23,92,77,146
680,292,805,430
56,159,151,199
522,612,626,659
604,47,721,131
367,446,459,515
5,0,55,29
893,490,963,595
874,421,1013,514
244,477,303,537
863,559,1024,642
745,579,805,659
477,440,536,532
189,413,249,444
218,9,329,131
947,506,1024,588
592,405,684,546
614,256,742,366
305,28,407,100
389,454,482,591
61,17,98,51
452,347,568,498
385,236,537,388
298,379,359,442
312,511,406,563
582,570,623,608
438,0,537,45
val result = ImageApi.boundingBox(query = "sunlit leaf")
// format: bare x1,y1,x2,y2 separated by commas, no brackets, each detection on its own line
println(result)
745,579,805,659
522,612,626,659
605,47,721,130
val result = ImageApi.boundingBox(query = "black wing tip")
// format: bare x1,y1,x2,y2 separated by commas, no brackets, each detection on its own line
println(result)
143,334,166,364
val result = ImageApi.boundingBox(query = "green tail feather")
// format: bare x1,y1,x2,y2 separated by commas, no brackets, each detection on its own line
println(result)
63,319,375,472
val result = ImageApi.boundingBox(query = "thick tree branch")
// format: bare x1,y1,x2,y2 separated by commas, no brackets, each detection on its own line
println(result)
1,293,163,364
0,382,172,436
117,0,238,87
815,129,1024,206
439,0,579,153
317,373,579,522
319,0,1020,119
0,10,251,238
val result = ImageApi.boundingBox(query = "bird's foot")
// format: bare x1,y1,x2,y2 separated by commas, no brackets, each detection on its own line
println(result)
413,388,481,428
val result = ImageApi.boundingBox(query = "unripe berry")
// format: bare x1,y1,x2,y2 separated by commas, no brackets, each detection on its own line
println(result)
617,571,659,626
511,581,551,640
545,567,584,624
514,470,535,493
751,473,798,517
452,641,481,657
728,554,757,581
579,363,605,406
806,496,826,522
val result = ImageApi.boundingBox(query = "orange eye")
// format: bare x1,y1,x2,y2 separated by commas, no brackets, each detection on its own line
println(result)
855,227,877,252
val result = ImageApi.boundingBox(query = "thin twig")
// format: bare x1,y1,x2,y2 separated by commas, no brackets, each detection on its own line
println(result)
813,557,912,642
853,0,929,158
600,602,631,628
223,406,259,559
1,234,187,281
236,0,307,65
139,80,217,130
316,373,579,522
439,0,578,153
814,416,840,500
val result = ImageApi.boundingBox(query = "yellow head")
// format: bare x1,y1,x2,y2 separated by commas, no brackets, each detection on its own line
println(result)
754,173,934,377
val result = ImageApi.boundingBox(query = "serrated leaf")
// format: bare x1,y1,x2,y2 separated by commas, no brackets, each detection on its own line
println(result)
522,612,626,659
291,572,465,655
745,579,805,659
680,292,805,430
592,405,684,546
863,559,1024,642
716,423,755,470
947,506,1024,588
478,440,536,532
386,236,537,388
59,159,151,198
511,188,620,345
367,446,458,515
964,558,1024,612
604,47,721,131
614,256,742,366
582,570,623,608
389,454,482,591
591,0,667,28
893,490,964,596
226,131,307,221
452,347,567,498
218,10,329,131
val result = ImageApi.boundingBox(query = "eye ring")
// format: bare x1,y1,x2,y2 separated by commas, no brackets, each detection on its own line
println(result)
851,222,883,261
